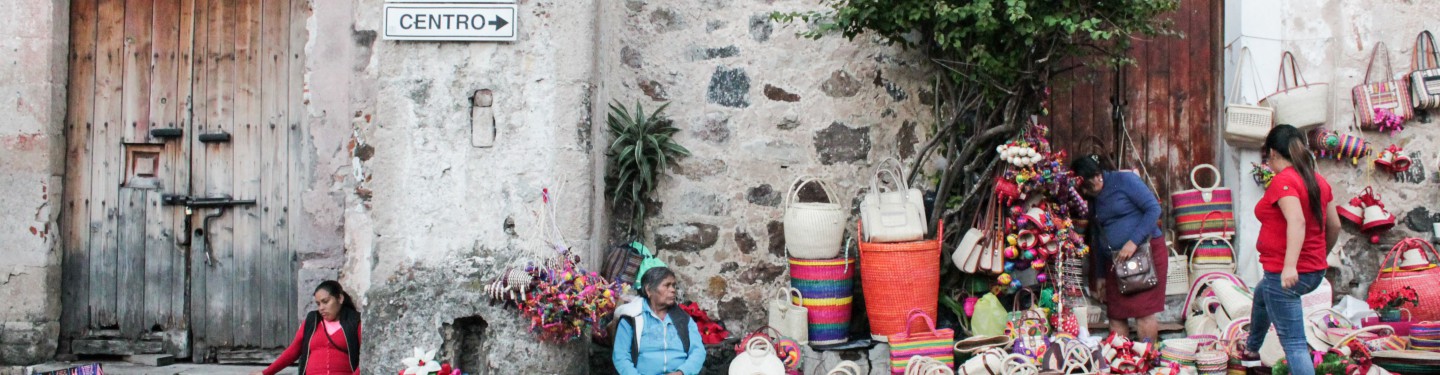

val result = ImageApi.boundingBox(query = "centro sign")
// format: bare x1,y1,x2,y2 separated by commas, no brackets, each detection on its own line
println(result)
383,3,518,42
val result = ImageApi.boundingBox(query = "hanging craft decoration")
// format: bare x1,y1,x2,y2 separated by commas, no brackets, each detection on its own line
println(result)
1314,130,1372,165
487,188,624,344
1374,144,1413,174
1250,163,1275,187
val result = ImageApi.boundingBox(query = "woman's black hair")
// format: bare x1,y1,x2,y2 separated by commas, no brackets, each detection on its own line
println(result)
315,280,358,312
1069,154,1108,179
636,266,676,300
1263,124,1324,223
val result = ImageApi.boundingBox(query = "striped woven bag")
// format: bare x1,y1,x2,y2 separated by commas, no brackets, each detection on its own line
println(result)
1171,165,1234,240
889,309,954,375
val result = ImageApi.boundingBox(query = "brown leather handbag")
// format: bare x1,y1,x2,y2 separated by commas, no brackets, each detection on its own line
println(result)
1113,241,1158,295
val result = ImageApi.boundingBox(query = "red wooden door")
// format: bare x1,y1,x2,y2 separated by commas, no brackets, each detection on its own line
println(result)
1047,0,1222,217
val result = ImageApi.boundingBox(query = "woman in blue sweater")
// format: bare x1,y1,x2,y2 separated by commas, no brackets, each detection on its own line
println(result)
612,267,706,375
1071,155,1167,342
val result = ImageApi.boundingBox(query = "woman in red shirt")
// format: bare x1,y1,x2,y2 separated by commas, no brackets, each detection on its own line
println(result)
255,280,363,375
1238,125,1341,375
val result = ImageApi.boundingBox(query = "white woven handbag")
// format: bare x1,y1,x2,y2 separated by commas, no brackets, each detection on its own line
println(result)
730,336,786,375
783,177,847,259
768,288,809,345
1260,51,1329,131
1412,31,1440,110
1165,240,1189,296
1223,47,1274,149
860,158,927,243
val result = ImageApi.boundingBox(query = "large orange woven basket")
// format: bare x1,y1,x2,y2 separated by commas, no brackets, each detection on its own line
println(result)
858,220,942,342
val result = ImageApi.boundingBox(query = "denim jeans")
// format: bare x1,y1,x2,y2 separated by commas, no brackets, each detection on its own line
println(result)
1246,271,1325,375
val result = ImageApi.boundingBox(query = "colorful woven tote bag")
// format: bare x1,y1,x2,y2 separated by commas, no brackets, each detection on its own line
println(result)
788,253,856,346
1412,31,1440,110
1371,238,1440,322
888,309,954,375
1353,42,1414,130
1171,165,1234,240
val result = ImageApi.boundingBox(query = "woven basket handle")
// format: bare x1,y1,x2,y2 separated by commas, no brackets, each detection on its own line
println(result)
1364,42,1395,84
785,176,839,208
826,361,864,375
1012,288,1037,312
1195,210,1232,235
1378,238,1439,279
1188,234,1235,270
744,336,776,357
1277,51,1310,91
872,157,910,193
903,308,939,337
787,287,805,308
1229,47,1250,101
1190,164,1222,196
1414,31,1438,71
1334,324,1396,347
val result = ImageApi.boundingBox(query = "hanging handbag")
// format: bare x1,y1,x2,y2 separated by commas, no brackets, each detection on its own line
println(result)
955,197,997,274
889,309,956,375
602,242,645,287
1260,51,1330,131
1353,42,1415,130
1413,31,1440,110
1006,289,1049,333
860,158,927,243
730,336,787,375
1224,47,1275,148
784,177,847,259
1370,238,1440,322
1112,237,1158,295
1171,165,1235,240
1165,238,1189,296
768,288,810,345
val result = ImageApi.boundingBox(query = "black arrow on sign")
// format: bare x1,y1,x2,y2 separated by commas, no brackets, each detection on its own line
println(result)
489,15,509,30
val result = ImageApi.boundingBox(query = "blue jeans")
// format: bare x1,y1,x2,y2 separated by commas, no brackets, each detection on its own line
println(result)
1246,271,1324,375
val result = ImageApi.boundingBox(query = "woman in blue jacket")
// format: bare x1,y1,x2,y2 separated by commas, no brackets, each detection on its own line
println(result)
612,266,706,375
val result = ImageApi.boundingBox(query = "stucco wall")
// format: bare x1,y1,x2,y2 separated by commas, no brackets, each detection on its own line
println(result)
1224,0,1440,299
0,0,67,365
348,0,603,373
597,0,934,336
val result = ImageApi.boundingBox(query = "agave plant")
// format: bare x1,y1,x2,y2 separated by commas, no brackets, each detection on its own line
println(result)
606,101,689,238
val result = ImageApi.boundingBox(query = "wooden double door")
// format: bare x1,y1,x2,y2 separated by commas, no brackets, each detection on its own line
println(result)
61,0,308,362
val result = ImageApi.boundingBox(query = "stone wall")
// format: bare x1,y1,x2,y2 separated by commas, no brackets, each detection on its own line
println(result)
597,0,934,334
0,0,67,365
1223,0,1440,301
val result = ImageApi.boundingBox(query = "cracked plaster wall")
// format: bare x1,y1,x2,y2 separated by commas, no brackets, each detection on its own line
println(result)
0,0,68,365
347,0,602,373
1224,0,1440,300
350,0,936,372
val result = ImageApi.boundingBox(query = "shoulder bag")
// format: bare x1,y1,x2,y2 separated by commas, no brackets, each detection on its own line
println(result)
1412,31,1440,110
1354,42,1415,129
1260,51,1330,130
1224,47,1275,148
1113,239,1158,295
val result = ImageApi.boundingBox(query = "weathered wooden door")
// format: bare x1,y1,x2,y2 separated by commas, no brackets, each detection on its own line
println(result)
61,0,307,363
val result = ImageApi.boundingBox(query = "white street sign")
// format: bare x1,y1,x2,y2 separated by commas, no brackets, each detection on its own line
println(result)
383,3,517,42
